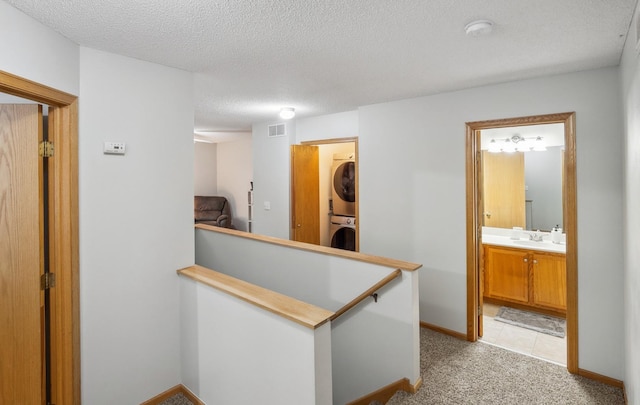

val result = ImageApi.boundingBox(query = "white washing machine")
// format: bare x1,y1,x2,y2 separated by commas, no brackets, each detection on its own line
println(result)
331,153,356,217
330,215,356,251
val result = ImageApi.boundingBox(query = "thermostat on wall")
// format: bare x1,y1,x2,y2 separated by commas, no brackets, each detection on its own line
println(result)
103,141,126,155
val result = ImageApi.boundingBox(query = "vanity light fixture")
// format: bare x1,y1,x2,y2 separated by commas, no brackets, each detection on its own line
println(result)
502,138,516,153
486,134,547,153
488,139,501,153
533,136,547,151
279,107,295,120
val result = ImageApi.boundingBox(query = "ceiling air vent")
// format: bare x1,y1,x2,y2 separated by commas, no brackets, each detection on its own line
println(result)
268,123,286,137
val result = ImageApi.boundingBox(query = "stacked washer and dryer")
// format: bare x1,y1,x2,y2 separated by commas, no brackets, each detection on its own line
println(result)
330,153,356,251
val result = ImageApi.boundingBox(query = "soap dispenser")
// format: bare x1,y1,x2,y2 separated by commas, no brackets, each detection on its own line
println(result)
551,225,562,244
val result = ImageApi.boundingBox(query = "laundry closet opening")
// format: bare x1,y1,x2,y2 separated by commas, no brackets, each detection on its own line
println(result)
291,137,359,251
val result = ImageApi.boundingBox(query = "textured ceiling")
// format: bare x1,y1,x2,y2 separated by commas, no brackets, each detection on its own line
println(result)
5,0,638,133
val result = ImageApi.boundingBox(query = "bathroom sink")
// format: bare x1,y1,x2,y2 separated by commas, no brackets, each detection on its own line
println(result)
512,239,565,253
513,240,550,248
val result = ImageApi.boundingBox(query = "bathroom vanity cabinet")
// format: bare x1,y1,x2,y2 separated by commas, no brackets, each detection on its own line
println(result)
483,244,566,314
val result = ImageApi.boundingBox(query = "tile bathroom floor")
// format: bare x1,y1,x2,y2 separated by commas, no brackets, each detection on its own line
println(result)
480,303,567,366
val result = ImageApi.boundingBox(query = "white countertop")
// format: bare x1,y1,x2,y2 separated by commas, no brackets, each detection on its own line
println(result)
482,233,566,254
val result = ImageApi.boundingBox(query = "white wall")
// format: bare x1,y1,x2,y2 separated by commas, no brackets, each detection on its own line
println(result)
253,69,625,380
251,111,358,239
195,228,393,309
0,1,78,95
194,227,420,403
359,68,624,379
216,134,253,231
620,6,640,403
180,277,332,405
79,47,194,404
194,142,217,195
251,120,295,238
296,110,359,143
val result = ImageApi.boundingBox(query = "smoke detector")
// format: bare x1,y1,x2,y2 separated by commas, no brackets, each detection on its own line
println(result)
465,20,494,37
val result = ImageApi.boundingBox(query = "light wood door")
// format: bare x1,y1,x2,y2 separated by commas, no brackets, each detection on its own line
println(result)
291,145,320,244
482,151,525,228
484,245,529,303
0,104,43,404
532,252,567,311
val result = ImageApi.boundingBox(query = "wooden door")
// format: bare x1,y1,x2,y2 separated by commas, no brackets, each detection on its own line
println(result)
290,145,320,244
484,245,529,303
0,104,43,404
482,151,525,228
532,252,567,311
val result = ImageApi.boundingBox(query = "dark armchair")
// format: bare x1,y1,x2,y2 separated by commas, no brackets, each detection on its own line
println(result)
194,196,233,228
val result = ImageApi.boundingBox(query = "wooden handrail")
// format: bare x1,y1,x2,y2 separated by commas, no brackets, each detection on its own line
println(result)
196,224,422,272
330,269,402,322
178,265,334,329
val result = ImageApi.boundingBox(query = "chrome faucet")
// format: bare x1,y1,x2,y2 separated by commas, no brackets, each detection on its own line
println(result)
528,230,544,242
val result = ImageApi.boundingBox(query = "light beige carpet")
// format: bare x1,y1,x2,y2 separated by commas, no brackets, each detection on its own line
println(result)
158,393,192,405
388,328,624,404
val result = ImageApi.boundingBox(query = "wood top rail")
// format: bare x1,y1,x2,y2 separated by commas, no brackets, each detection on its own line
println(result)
196,224,422,272
330,269,402,322
177,265,334,330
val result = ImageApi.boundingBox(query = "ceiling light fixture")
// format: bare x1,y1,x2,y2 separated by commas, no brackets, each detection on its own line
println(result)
279,107,295,120
464,20,494,37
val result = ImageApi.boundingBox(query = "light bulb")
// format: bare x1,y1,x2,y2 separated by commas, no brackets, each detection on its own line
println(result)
488,139,501,153
533,136,547,151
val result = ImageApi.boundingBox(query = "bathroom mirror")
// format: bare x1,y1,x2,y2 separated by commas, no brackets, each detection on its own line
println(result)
481,123,564,231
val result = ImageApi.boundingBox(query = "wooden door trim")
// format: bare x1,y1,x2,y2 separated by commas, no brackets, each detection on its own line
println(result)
300,136,357,146
1,70,80,404
465,112,578,374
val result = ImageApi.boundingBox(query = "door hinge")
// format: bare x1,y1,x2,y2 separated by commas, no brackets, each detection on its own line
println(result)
41,273,56,290
39,141,54,158
478,305,483,315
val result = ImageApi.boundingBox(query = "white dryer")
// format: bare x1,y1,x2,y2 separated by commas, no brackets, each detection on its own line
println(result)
331,153,356,216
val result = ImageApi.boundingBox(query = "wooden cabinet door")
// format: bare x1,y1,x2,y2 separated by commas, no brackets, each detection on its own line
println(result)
484,246,529,303
532,252,567,311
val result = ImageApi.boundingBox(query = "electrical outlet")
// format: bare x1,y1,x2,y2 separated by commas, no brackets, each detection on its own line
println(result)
103,142,126,155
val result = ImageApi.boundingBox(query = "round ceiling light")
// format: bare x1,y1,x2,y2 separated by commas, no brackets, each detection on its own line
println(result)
464,20,494,37
279,107,295,120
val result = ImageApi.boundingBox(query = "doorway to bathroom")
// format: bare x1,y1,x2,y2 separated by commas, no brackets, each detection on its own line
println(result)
465,112,578,373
